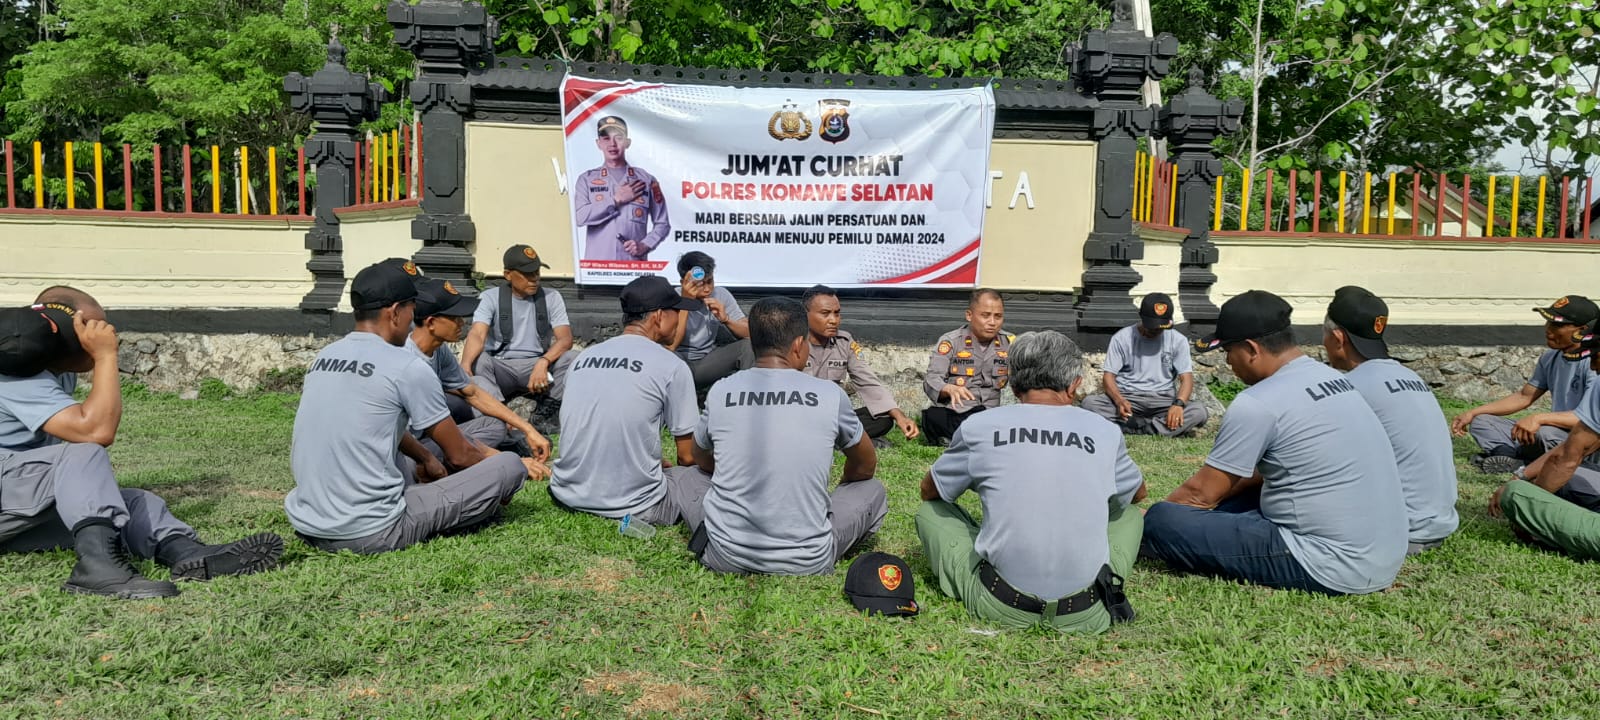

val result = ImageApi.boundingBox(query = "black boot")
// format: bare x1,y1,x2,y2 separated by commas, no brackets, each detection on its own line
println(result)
155,533,285,581
63,519,179,599
529,399,562,437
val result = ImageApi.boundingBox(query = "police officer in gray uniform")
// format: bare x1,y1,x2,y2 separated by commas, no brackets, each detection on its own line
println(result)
0,287,283,599
1082,292,1208,436
573,116,670,260
288,262,546,555
922,289,1013,446
550,276,711,527
800,285,919,449
462,245,576,430
688,297,887,576
1322,286,1459,555
1141,290,1408,595
1453,295,1599,473
406,277,550,461
672,252,754,392
917,330,1145,632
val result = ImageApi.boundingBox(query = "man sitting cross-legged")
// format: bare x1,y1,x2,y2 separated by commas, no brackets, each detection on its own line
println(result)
0,287,283,599
548,276,712,528
689,297,887,576
916,330,1145,632
1140,290,1408,595
1081,292,1208,436
287,262,547,555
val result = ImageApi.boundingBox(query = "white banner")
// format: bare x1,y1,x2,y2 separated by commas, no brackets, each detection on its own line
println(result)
560,75,996,287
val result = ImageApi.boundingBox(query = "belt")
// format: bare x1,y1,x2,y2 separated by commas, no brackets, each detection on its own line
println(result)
978,560,1099,616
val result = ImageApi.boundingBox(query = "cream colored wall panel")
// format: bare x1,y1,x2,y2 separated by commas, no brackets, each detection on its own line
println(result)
1213,235,1600,325
0,214,312,308
1131,227,1185,322
466,123,574,277
336,206,424,311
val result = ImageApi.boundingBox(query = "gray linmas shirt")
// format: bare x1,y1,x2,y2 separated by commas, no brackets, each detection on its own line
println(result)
550,334,699,518
675,285,745,361
1528,348,1593,413
696,368,864,575
1104,325,1194,395
1205,356,1407,594
405,335,469,392
0,372,77,453
286,332,452,540
470,285,571,360
930,403,1144,599
1346,359,1460,544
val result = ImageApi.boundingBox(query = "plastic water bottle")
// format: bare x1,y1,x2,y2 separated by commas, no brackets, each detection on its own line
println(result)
619,514,656,540
689,266,707,282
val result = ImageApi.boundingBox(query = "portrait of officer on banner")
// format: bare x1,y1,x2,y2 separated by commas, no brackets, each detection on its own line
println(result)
573,116,671,261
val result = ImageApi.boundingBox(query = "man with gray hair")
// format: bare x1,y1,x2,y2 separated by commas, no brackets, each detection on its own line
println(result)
916,330,1145,632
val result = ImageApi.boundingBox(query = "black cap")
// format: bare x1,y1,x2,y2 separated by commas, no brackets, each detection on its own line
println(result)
1139,292,1175,331
596,116,628,137
350,262,419,311
1534,295,1599,328
414,278,479,320
0,303,79,377
378,257,424,284
504,245,552,274
619,276,703,315
1195,290,1293,352
1562,328,1600,361
843,552,918,617
1327,285,1391,360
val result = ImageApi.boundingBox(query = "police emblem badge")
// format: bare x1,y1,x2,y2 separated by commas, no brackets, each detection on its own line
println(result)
1555,296,1571,309
937,341,952,355
402,261,419,276
877,564,902,591
1154,302,1169,316
768,102,813,141
818,99,851,143
1373,315,1387,334
443,281,458,295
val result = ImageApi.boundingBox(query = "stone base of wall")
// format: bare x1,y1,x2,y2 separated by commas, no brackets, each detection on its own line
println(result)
113,333,1539,418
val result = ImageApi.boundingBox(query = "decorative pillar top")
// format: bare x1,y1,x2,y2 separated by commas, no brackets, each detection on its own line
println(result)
1157,69,1244,151
1070,15,1178,107
387,0,499,74
284,37,388,131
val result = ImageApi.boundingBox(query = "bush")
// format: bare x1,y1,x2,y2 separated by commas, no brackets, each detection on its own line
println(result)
257,367,306,394
197,378,234,401
1207,378,1246,404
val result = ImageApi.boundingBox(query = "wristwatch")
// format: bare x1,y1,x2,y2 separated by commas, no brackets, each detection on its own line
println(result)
1513,465,1528,481
1172,398,1188,408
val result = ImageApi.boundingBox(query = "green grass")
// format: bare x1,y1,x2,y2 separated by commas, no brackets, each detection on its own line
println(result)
1,389,1598,718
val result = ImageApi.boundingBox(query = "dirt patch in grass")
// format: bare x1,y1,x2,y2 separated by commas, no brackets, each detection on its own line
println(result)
527,557,635,594
240,488,287,501
581,671,709,717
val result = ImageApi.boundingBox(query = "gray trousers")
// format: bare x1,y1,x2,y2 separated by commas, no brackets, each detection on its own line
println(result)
1469,415,1569,459
477,352,576,404
303,452,527,555
686,339,755,391
698,478,887,574
631,466,714,529
0,443,194,557
419,416,508,461
1082,389,1209,437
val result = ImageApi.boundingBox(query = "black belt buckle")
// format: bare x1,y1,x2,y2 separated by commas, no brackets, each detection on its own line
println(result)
978,561,1098,616
1095,564,1137,624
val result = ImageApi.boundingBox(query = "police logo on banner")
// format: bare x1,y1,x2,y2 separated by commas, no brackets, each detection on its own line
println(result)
768,102,813,141
819,99,851,143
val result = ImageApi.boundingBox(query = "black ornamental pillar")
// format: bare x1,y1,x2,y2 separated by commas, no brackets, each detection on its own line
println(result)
1158,68,1243,333
285,37,388,311
388,0,497,290
1070,0,1177,336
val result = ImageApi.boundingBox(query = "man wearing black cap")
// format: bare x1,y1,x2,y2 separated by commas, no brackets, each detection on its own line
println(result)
407,277,550,461
671,251,754,392
1452,295,1600,473
573,115,670,261
916,330,1144,632
461,244,575,433
548,276,711,528
0,287,284,599
288,262,546,555
1141,290,1408,595
1323,286,1458,555
1082,292,1208,436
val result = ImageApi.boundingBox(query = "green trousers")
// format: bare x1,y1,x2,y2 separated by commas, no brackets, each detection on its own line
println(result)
1501,479,1600,560
914,499,1143,633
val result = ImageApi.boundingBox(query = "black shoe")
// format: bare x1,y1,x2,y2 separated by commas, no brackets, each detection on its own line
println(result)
157,533,284,581
1474,455,1523,474
63,520,179,599
529,400,562,437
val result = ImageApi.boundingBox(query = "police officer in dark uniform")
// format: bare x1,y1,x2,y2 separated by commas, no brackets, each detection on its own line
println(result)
572,116,671,260
922,289,1013,446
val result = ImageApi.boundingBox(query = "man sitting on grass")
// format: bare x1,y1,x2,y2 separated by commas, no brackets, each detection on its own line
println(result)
0,287,284,599
1491,331,1600,560
916,330,1144,632
1140,290,1408,595
287,262,547,555
548,276,711,529
688,297,886,575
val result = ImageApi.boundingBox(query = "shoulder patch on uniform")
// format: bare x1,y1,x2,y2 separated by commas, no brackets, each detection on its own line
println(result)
964,337,973,347
936,340,952,355
651,180,664,204
850,341,861,356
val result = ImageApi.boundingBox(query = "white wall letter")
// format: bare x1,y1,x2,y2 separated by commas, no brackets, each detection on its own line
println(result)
1009,171,1034,210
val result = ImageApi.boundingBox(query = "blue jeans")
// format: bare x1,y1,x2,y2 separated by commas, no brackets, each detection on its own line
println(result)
1140,489,1340,596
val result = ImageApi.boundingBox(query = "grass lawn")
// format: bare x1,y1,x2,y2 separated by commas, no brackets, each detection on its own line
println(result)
2,387,1599,719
